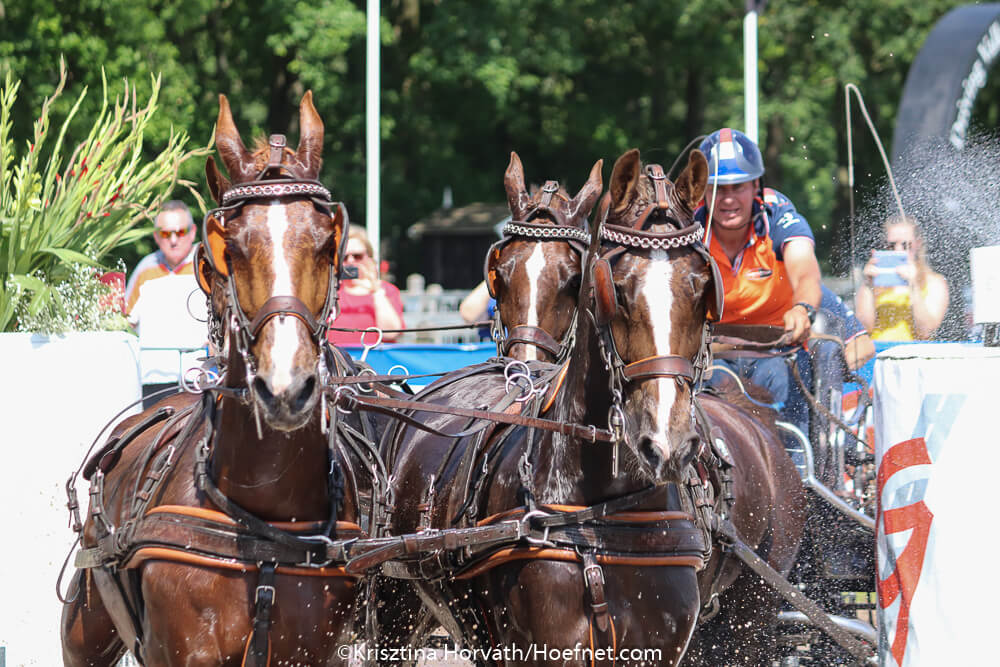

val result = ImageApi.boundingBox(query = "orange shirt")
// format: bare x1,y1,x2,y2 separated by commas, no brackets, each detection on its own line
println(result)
697,188,815,327
708,232,796,327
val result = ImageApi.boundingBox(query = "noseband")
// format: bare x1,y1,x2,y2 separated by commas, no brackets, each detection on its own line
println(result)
486,181,591,362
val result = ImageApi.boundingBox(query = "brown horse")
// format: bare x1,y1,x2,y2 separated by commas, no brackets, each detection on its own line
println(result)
367,149,733,666
60,93,366,666
494,147,807,665
484,151,603,363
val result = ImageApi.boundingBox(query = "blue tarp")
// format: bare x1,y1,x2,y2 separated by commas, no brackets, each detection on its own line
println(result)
343,340,973,393
340,342,497,378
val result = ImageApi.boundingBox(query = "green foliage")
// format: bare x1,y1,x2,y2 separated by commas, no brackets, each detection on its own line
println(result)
0,61,211,331
0,0,977,282
11,259,129,335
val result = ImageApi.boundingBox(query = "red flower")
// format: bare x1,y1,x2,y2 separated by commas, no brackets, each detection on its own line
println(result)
98,271,126,314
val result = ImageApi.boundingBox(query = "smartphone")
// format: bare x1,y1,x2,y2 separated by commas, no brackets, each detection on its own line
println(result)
872,250,908,287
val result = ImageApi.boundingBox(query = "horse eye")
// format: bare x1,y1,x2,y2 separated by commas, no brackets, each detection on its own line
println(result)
566,274,582,292
224,238,246,262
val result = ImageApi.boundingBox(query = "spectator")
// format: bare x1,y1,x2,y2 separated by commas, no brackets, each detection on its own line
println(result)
328,225,405,346
695,128,822,440
458,280,495,340
854,214,949,341
125,201,207,408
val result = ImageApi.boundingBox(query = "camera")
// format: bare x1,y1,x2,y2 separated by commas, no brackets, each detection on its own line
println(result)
872,250,907,287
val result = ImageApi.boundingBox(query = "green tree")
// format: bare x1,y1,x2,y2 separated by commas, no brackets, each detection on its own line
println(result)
0,0,975,282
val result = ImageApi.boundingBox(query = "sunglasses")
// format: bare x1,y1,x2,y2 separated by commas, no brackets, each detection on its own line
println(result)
345,252,367,262
884,240,912,251
156,226,193,240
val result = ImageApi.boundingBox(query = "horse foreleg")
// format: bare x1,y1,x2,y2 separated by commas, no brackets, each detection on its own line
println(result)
61,569,127,667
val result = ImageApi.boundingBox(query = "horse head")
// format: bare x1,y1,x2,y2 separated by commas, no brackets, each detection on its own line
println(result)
587,147,721,481
199,92,346,431
485,152,603,362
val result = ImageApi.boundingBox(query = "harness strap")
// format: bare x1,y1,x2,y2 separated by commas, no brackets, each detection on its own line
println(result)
335,392,616,443
196,461,332,565
345,521,526,575
622,356,694,383
588,612,618,667
646,164,671,208
243,563,276,667
538,180,559,207
449,548,704,581
83,406,176,481
530,485,665,528
503,325,562,359
248,295,323,339
581,550,611,632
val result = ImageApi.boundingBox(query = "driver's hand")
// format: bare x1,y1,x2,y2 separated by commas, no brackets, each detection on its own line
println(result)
783,305,812,345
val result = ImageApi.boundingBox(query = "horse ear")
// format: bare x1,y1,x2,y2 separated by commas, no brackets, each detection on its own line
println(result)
504,152,532,220
674,149,708,212
567,159,603,224
293,90,324,180
609,148,641,214
215,95,256,183
205,156,230,205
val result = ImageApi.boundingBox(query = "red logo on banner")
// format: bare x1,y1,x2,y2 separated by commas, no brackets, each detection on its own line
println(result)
876,437,934,666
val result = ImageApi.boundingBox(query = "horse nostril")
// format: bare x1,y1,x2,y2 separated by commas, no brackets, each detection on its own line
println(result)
638,437,665,468
253,377,274,404
680,433,700,467
292,376,316,413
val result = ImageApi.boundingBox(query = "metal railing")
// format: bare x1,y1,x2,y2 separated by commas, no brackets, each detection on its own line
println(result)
398,279,485,344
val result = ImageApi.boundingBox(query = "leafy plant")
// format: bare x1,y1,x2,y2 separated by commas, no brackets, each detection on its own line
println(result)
0,59,211,332
11,259,129,335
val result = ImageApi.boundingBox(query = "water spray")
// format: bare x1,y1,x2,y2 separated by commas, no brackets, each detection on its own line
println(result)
844,83,906,296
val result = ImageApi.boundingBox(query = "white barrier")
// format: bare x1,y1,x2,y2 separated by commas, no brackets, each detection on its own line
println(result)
0,332,141,666
873,343,1000,667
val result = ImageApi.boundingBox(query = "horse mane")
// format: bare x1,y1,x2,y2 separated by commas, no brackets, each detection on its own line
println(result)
250,136,297,172
614,161,694,232
528,182,572,200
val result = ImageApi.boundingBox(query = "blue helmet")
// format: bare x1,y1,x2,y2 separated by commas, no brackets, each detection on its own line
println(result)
699,128,765,185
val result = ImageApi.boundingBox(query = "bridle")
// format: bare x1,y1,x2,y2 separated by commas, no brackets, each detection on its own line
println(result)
590,164,724,453
485,180,591,362
197,134,348,396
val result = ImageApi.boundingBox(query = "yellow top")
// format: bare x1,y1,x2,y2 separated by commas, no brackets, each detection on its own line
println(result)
872,285,924,341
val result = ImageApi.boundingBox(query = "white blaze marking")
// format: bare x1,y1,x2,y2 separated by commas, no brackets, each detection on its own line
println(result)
522,244,547,361
640,250,677,442
266,203,299,393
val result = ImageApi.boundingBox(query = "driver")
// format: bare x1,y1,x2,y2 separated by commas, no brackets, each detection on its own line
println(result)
695,128,822,442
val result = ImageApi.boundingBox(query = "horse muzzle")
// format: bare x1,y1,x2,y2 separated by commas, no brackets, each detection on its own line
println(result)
633,429,699,483
251,367,320,431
